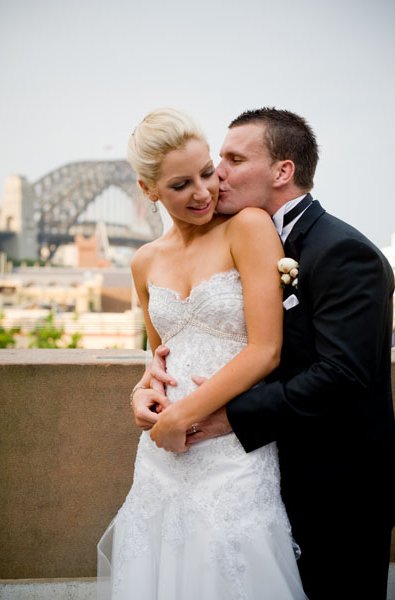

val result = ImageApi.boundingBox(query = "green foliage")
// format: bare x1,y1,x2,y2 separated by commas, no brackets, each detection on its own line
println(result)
141,322,148,350
28,312,64,348
28,312,83,349
0,311,21,348
66,332,83,349
0,310,83,349
9,258,47,267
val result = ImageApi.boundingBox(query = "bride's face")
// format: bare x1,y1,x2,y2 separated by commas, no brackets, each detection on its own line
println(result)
152,138,219,226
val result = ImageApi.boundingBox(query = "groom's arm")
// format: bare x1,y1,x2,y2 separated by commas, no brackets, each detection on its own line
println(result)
227,236,394,452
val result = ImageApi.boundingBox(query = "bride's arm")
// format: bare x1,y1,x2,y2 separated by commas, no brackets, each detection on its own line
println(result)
150,207,284,451
131,244,162,356
130,245,170,424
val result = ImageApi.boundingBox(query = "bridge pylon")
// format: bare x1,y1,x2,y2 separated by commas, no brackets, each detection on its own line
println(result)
0,175,38,260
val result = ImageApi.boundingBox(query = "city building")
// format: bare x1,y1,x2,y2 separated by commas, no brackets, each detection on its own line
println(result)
0,266,145,349
1,307,144,350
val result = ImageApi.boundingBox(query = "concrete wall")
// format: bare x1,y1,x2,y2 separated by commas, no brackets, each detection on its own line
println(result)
0,349,394,580
0,350,145,579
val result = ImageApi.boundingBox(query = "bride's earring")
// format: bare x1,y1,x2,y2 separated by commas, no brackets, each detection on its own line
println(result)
151,201,158,213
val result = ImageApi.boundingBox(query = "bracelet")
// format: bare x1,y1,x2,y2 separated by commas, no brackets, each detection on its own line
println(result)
130,384,149,403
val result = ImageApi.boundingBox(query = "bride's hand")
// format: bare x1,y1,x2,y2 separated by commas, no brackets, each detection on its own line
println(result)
150,404,188,453
131,388,169,430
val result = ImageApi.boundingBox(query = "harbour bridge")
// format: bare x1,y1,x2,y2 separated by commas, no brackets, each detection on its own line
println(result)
0,160,162,261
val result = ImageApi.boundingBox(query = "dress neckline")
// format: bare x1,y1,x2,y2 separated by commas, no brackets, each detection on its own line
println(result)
148,268,239,303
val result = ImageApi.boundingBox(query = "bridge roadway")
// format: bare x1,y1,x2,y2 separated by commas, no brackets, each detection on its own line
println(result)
0,231,15,242
0,227,152,254
38,231,150,248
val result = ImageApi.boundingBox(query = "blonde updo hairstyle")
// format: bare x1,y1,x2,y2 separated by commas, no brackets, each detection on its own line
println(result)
128,108,206,192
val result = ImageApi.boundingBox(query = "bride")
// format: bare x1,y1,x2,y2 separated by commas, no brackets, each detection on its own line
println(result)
97,108,307,599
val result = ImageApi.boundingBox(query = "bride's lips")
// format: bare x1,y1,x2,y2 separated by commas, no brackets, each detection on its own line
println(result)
187,200,213,215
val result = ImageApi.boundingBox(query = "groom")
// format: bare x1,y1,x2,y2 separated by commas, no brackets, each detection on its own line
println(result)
131,108,395,599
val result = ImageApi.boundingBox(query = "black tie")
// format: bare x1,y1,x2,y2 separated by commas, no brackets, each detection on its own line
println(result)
282,195,312,228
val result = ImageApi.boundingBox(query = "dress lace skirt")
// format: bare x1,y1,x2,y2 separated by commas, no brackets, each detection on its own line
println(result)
97,432,307,600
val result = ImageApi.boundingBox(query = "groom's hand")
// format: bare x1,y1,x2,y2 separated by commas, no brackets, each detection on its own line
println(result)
186,376,233,445
151,344,177,389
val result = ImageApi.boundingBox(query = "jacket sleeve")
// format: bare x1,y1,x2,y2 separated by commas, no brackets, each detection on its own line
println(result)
227,237,394,452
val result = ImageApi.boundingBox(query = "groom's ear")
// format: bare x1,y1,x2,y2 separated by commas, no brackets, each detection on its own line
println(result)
273,160,295,188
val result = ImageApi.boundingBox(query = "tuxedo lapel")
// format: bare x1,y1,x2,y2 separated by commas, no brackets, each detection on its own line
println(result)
283,200,325,261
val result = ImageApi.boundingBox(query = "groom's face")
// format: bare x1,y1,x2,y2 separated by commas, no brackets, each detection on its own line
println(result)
216,123,277,216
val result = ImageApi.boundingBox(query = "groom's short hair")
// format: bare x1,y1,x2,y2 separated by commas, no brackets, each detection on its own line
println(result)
230,108,319,190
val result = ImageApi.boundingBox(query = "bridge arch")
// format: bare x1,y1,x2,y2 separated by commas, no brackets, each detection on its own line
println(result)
32,160,162,257
33,160,161,234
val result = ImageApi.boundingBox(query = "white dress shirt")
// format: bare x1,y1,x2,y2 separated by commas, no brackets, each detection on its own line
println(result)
272,194,313,243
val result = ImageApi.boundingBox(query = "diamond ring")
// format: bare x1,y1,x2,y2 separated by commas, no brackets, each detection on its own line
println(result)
187,423,199,435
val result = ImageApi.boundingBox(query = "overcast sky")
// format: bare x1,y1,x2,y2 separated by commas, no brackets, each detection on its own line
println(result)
0,0,394,247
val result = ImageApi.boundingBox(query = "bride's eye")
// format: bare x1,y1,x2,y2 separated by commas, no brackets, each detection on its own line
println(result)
171,181,188,191
202,168,215,178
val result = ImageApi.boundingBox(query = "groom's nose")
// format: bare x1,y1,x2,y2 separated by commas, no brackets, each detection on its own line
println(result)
216,160,226,181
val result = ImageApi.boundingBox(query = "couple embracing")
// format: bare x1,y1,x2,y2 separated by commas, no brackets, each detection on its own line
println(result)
98,107,395,600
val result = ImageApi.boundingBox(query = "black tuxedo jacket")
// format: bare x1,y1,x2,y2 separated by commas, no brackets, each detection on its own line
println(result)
227,200,395,539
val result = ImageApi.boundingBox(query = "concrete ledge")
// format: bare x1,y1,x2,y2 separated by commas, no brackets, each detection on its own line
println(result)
389,564,395,600
0,348,148,365
0,578,96,600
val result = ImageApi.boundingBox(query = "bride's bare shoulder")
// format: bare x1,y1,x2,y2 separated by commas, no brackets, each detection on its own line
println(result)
131,236,166,275
226,207,273,232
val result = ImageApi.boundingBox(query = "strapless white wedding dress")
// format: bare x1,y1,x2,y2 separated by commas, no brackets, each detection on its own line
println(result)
97,269,307,600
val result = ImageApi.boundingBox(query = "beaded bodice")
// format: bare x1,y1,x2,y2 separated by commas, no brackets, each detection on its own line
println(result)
148,269,248,403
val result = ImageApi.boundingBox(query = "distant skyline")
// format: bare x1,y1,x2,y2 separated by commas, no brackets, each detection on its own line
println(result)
0,0,394,247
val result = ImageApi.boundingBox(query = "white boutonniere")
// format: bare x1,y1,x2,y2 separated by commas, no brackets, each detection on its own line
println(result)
278,257,299,289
